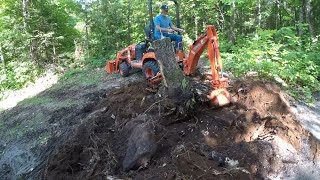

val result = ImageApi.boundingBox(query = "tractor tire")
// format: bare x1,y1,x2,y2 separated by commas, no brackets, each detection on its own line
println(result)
119,62,130,77
142,60,160,79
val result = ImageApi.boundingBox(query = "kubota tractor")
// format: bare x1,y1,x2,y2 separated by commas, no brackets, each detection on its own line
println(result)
106,0,231,107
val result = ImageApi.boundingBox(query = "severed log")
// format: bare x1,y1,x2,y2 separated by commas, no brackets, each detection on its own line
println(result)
152,38,195,120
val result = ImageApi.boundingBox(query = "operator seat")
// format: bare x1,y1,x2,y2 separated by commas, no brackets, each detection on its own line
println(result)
144,22,154,42
144,22,155,52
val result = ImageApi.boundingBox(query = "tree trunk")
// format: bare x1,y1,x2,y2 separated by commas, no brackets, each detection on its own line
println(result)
152,38,194,121
53,45,56,64
127,0,131,45
84,1,89,56
229,2,236,44
0,45,5,73
279,0,282,27
298,0,304,38
216,3,225,31
305,0,315,41
22,0,28,29
195,17,198,39
275,0,280,29
257,0,261,28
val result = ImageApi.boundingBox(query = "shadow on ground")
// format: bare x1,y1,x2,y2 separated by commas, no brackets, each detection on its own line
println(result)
0,68,141,179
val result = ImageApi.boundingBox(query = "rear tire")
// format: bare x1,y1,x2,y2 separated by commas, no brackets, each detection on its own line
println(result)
119,62,130,77
142,60,159,79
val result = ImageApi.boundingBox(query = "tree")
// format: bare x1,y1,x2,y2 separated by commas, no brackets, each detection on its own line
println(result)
229,1,236,44
152,38,194,120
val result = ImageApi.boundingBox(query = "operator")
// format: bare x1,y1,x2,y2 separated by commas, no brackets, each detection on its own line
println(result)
154,4,184,51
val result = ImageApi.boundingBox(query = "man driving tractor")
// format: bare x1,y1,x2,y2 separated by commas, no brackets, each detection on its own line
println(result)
106,1,231,107
154,5,184,51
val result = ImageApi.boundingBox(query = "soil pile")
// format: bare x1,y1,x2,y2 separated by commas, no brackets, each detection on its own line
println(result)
43,80,320,179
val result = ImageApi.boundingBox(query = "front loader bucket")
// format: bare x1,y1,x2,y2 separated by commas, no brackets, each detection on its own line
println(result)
106,60,118,74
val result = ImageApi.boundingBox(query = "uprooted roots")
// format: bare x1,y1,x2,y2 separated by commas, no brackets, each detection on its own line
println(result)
43,80,320,180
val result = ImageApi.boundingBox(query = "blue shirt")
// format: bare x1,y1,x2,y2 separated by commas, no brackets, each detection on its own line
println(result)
154,14,173,38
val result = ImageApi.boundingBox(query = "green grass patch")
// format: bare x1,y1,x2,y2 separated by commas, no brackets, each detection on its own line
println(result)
59,68,107,87
19,96,54,106
0,110,47,141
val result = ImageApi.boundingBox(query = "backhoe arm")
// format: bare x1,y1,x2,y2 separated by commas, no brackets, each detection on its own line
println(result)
184,25,231,106
184,26,222,84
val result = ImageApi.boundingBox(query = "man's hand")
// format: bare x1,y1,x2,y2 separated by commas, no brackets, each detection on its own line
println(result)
178,28,185,33
168,29,174,33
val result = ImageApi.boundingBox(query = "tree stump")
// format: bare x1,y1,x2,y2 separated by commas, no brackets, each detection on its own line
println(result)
152,38,194,120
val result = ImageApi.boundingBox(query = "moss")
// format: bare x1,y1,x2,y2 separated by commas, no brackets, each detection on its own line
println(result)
27,131,51,149
1,111,47,141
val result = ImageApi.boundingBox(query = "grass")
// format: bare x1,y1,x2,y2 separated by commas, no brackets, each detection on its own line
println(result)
61,68,107,86
19,96,54,106
0,67,108,147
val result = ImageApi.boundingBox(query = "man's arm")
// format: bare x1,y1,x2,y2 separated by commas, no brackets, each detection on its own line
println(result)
156,25,174,33
170,25,184,33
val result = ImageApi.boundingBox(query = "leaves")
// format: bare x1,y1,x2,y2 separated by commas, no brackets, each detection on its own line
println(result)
0,0,320,101
223,28,320,101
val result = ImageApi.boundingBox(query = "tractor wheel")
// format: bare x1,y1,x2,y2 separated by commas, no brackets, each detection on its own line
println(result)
142,60,160,79
119,62,130,77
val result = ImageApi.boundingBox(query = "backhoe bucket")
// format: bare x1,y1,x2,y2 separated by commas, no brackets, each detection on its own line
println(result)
207,77,231,107
207,88,231,107
106,60,118,74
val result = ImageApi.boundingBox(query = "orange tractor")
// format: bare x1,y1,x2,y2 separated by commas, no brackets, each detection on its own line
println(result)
106,0,231,107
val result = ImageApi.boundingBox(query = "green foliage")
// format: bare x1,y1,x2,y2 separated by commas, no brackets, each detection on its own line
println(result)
1,0,320,102
223,28,320,101
91,58,107,68
0,0,80,95
0,61,42,93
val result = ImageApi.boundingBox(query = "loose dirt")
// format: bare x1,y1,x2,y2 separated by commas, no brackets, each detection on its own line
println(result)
42,79,320,180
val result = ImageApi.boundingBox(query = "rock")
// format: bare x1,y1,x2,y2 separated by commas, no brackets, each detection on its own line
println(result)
209,150,227,167
122,122,157,172
0,145,36,179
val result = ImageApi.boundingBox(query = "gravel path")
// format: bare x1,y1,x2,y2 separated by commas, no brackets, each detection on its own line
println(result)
290,93,320,140
0,70,58,111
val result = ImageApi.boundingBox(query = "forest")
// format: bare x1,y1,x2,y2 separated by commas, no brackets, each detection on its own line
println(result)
0,0,319,99
1,1,320,179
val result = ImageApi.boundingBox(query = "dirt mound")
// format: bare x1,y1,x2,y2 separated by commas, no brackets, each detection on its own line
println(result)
43,80,320,179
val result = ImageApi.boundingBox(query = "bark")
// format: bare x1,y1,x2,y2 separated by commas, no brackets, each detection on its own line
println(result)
0,45,5,73
195,17,198,39
152,38,194,120
127,0,131,45
275,0,280,29
84,1,89,55
305,0,315,41
22,0,28,29
229,2,236,44
53,45,56,63
298,0,304,38
216,3,225,31
258,0,261,28
279,0,282,27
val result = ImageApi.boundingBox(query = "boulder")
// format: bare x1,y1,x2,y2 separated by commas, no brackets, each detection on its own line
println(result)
122,122,157,172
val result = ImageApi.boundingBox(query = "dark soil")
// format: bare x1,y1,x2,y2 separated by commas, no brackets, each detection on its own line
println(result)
43,80,320,180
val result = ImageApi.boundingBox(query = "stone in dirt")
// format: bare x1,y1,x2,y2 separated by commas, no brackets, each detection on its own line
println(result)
122,121,157,172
